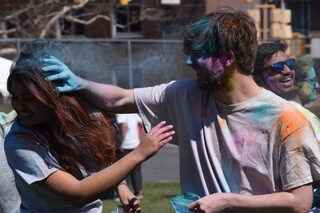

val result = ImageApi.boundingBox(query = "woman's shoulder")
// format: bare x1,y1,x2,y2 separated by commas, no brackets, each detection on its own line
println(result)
5,119,48,154
4,120,61,183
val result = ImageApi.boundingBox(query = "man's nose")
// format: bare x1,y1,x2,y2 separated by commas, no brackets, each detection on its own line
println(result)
315,81,320,89
282,65,293,75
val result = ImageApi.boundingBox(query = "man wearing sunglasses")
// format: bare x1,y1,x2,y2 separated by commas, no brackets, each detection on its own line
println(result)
254,42,320,211
41,7,320,213
253,42,296,99
253,42,320,143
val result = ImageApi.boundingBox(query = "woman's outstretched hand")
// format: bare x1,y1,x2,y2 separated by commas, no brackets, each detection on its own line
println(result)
135,121,175,161
42,55,82,93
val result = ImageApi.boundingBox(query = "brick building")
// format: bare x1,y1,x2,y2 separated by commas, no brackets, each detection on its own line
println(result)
1,0,319,39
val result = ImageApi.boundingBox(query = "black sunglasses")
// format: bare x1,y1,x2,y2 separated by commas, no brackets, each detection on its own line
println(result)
264,58,295,73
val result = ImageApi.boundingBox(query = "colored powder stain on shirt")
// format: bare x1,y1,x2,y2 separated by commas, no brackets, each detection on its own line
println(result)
234,133,247,148
274,104,309,143
219,118,226,127
234,127,267,148
252,103,277,124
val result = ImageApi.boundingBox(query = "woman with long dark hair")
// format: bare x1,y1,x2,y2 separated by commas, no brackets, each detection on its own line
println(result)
4,44,174,212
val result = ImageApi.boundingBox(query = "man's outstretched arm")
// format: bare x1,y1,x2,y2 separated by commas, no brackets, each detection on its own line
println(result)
78,79,137,113
42,56,138,113
188,183,313,213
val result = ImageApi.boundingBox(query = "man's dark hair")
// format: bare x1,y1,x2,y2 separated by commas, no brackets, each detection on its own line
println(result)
253,41,288,79
183,6,257,75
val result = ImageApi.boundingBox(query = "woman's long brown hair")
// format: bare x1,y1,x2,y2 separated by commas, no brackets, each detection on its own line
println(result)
7,66,116,179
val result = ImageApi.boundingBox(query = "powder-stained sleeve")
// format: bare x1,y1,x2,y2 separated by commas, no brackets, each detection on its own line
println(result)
133,80,180,144
4,121,61,185
279,124,320,190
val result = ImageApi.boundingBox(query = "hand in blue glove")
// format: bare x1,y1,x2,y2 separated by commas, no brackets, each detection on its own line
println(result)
42,55,82,93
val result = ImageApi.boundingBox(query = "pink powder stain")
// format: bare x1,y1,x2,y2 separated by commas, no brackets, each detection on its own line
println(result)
196,56,228,80
234,129,267,150
265,76,282,95
234,133,247,148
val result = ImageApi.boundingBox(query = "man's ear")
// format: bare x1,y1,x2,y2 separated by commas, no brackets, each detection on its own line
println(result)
225,52,235,67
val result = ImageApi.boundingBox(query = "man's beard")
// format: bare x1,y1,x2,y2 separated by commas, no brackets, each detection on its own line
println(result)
197,69,226,91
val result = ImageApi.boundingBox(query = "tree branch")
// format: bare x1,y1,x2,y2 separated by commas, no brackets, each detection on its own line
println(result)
0,48,17,56
39,0,91,38
64,14,125,29
0,28,17,35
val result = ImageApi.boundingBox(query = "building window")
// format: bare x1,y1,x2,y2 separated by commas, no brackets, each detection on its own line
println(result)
115,1,141,37
61,9,85,36
261,0,311,35
286,0,311,35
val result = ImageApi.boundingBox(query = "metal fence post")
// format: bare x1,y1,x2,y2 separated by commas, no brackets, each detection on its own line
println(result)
17,38,21,57
128,39,133,89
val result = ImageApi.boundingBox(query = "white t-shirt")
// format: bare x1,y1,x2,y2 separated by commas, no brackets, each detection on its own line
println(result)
117,114,142,149
5,119,102,213
134,79,320,197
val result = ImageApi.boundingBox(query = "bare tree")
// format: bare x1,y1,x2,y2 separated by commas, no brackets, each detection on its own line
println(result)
0,0,185,38
0,0,191,58
0,0,123,57
0,0,122,39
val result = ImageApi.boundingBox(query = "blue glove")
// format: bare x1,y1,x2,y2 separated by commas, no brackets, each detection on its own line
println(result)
42,55,81,93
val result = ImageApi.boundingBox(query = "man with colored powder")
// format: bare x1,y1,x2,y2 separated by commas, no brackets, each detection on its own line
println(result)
253,42,320,143
42,7,320,212
253,42,320,210
253,42,295,99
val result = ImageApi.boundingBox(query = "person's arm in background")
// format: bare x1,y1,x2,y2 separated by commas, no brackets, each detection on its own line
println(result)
42,56,138,113
116,180,139,211
138,122,145,142
119,122,128,153
188,184,312,213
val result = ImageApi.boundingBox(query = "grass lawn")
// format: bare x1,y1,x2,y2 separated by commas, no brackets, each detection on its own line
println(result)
102,182,180,213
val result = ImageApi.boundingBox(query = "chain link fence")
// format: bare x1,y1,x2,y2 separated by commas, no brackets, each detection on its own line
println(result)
0,38,196,89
